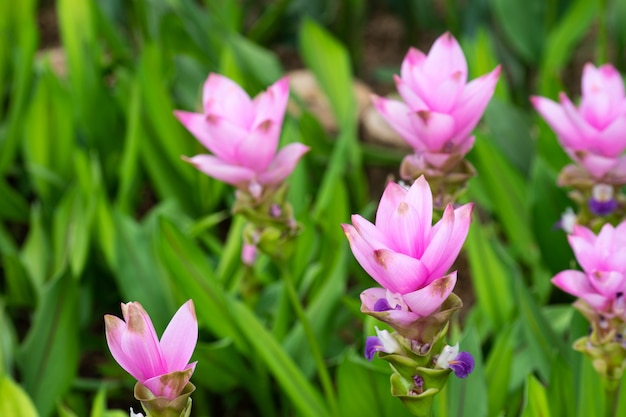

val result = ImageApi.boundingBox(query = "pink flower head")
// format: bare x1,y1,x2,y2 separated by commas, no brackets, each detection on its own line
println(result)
342,176,473,327
531,63,626,181
175,74,309,198
552,221,626,319
105,300,198,400
372,32,500,168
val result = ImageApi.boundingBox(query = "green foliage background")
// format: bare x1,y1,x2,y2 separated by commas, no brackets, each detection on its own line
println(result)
1,0,625,416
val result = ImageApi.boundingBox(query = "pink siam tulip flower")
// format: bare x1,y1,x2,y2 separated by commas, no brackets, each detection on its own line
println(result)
342,176,473,333
105,300,198,400
552,222,626,319
531,63,626,181
372,32,500,168
174,74,309,198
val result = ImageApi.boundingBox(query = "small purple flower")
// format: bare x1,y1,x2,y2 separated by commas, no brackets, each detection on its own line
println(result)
588,184,618,216
364,327,401,361
435,344,475,378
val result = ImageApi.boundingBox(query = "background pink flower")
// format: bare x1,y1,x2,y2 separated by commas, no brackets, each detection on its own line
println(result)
372,32,500,168
552,222,626,318
175,74,309,197
532,63,626,180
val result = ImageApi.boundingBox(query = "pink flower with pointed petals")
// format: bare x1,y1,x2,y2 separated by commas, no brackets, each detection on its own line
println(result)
532,63,626,181
105,300,198,400
372,32,500,168
342,176,473,326
175,74,309,198
552,221,626,319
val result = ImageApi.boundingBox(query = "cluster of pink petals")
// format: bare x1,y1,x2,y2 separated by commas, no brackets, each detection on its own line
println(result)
174,74,309,197
532,63,626,180
105,300,198,400
552,222,626,319
342,176,473,324
372,32,500,168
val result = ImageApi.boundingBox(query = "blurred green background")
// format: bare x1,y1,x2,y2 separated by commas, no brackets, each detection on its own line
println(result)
1,0,626,416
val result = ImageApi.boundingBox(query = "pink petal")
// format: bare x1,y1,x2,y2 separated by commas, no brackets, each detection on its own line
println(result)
568,234,596,273
405,176,433,236
184,154,256,186
257,143,309,185
120,303,167,381
394,74,428,111
559,92,598,143
451,66,500,141
531,96,579,149
402,272,457,316
174,111,246,162
371,95,420,149
552,270,608,310
385,200,425,257
142,363,196,400
351,215,393,250
376,181,409,231
422,32,467,85
160,300,198,372
252,76,290,128
202,73,253,128
360,288,420,326
400,47,427,92
589,271,626,297
420,205,455,281
367,248,431,293
408,110,456,152
105,315,144,381
235,119,281,172
581,63,625,107
428,72,466,113
573,151,619,179
595,117,626,156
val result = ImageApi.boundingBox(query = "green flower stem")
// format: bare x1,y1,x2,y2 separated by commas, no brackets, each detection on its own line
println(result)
604,380,621,417
280,263,340,417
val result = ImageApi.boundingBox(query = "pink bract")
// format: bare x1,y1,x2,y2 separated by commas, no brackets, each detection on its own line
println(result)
552,221,626,318
532,63,626,180
175,74,309,196
104,300,198,400
342,176,473,318
372,32,500,167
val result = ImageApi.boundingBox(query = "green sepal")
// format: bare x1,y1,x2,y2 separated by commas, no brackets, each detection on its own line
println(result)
134,381,195,417
389,367,452,417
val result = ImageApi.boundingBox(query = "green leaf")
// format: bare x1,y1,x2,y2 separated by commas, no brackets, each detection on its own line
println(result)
0,177,29,222
470,135,537,264
20,204,50,293
538,0,599,96
445,326,488,417
110,211,173,331
484,326,514,416
464,221,515,330
337,350,412,417
155,216,242,345
489,0,546,63
231,300,330,417
299,18,356,129
18,272,79,417
192,340,246,393
0,376,39,417
521,375,552,417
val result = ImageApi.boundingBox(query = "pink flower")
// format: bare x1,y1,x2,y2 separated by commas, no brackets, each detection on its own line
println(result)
372,32,500,168
342,176,473,324
105,300,198,400
531,63,626,180
174,74,309,198
552,222,626,319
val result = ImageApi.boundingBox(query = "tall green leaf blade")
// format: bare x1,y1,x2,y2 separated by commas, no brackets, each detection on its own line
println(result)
0,376,39,417
521,375,552,417
18,273,79,417
231,300,330,417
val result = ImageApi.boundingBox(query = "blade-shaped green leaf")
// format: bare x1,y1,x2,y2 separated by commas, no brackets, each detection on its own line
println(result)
18,272,79,417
